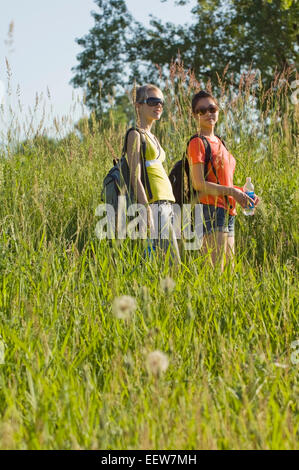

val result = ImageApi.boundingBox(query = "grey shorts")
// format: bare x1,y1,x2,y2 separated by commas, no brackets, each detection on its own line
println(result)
148,200,180,261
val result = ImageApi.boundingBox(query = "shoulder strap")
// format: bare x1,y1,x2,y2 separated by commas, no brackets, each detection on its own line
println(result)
198,135,215,181
123,127,152,200
215,134,227,149
186,133,199,149
187,134,227,176
186,133,213,179
122,127,146,158
185,133,199,170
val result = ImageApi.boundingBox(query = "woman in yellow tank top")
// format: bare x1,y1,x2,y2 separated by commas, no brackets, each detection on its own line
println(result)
126,84,180,264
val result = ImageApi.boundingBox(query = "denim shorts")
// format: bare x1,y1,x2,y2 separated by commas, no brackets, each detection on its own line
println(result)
202,204,235,237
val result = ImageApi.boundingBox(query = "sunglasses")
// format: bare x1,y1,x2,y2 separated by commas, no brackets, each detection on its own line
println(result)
195,105,219,115
139,97,164,107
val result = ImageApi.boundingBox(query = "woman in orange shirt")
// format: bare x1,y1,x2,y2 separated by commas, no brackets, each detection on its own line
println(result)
187,90,259,269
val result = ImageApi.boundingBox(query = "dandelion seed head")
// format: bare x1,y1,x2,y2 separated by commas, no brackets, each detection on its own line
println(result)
160,277,176,293
146,350,169,376
112,295,137,320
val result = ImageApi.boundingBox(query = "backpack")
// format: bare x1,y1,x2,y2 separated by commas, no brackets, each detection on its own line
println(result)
101,127,153,213
168,134,232,209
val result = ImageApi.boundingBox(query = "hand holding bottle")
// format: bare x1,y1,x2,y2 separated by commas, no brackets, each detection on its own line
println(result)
230,187,255,210
243,177,256,216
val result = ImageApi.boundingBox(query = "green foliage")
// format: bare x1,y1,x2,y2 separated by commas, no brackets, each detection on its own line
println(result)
0,69,298,449
15,136,58,156
70,0,135,115
71,0,299,114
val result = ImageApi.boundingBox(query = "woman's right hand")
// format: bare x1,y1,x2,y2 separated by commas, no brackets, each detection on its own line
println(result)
231,188,255,209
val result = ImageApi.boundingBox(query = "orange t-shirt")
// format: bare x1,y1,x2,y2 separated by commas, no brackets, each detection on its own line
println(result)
187,135,237,216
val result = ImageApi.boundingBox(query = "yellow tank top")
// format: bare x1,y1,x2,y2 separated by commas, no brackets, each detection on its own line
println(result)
142,132,175,203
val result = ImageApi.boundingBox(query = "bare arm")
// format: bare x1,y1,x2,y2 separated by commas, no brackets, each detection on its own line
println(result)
190,162,256,209
126,130,149,205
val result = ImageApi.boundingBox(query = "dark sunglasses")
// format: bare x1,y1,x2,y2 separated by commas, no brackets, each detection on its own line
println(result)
139,97,164,107
195,105,219,115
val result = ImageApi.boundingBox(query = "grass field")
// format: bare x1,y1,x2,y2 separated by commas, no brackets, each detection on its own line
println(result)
0,67,298,449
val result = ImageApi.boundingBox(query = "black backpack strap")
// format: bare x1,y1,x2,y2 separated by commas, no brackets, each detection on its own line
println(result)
139,132,153,201
186,133,199,157
199,135,215,181
185,133,199,170
215,134,227,149
123,127,153,200
186,133,213,179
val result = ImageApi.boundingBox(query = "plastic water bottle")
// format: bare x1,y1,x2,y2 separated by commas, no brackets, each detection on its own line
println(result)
243,177,255,216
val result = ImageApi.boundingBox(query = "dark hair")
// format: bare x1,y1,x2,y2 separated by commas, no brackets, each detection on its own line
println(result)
191,90,219,113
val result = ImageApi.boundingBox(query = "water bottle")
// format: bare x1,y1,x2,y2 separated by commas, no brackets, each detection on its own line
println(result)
243,177,255,216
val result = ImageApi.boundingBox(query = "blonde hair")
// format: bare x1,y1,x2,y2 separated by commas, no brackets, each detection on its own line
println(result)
134,83,162,104
132,83,162,127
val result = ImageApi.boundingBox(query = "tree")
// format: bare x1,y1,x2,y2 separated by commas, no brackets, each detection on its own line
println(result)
70,0,136,115
71,0,299,114
133,0,298,87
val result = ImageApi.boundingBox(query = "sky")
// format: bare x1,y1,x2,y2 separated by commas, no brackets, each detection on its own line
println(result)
0,0,193,140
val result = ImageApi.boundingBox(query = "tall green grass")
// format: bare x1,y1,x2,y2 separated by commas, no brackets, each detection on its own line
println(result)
0,65,298,449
